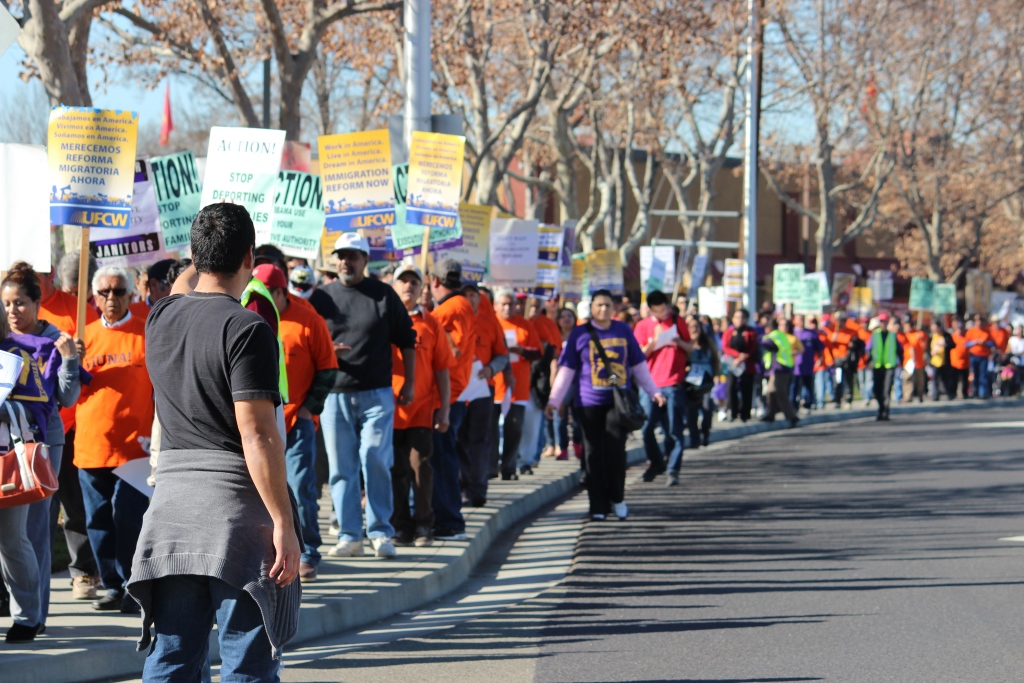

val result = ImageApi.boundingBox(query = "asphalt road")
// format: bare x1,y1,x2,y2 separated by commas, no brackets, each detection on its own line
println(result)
282,406,1024,683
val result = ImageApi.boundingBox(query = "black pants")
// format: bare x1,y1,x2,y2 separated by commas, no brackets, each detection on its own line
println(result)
685,392,713,447
790,373,815,409
727,372,755,421
953,367,970,398
873,368,896,418
579,405,628,515
834,359,857,406
391,427,434,537
457,394,493,501
52,429,99,578
493,404,525,478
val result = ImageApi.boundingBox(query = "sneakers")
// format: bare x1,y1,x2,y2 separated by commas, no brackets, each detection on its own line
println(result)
299,562,318,582
666,472,680,487
371,537,397,559
328,520,341,537
414,527,434,547
92,592,124,611
613,501,628,520
5,623,41,644
590,514,606,521
571,441,583,459
555,449,569,460
435,530,468,541
519,464,534,475
327,539,364,557
72,575,99,600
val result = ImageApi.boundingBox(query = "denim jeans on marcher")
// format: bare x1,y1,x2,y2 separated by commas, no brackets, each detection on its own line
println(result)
141,574,279,683
78,466,148,595
321,388,396,542
284,417,322,566
814,369,832,408
970,354,990,398
640,384,686,473
432,401,467,535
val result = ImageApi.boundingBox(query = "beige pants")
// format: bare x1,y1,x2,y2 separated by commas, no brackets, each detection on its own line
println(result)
902,368,925,402
765,373,797,421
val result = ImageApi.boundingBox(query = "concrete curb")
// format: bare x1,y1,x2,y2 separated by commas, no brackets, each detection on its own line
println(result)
10,396,1019,683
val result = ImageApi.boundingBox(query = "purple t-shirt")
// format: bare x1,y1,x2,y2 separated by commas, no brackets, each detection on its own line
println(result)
559,321,646,407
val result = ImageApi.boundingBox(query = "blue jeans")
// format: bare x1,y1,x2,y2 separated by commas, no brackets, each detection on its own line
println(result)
27,443,62,623
970,355,990,398
321,388,395,542
640,384,686,473
78,466,149,595
814,369,832,408
517,400,543,467
432,401,466,535
894,370,904,402
285,418,321,566
142,575,279,682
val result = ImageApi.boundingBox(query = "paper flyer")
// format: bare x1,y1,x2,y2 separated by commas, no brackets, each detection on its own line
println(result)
47,107,139,227
149,151,202,250
200,127,286,243
396,131,465,251
319,130,394,232
90,159,166,269
271,171,324,260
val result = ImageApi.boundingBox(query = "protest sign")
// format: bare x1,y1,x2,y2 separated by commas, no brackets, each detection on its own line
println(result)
270,171,324,260
489,218,539,287
0,4,19,57
47,107,139,227
201,127,285,243
805,271,830,306
831,273,856,307
688,253,709,299
724,258,745,302
965,270,992,316
149,151,202,251
772,263,805,303
0,349,24,406
639,246,675,294
793,274,824,315
698,286,727,319
586,249,624,296
849,287,874,318
0,144,50,272
319,130,394,233
91,160,165,269
394,131,465,251
867,270,893,301
908,277,935,311
560,257,586,300
990,290,1015,319
530,224,565,300
445,203,491,283
932,283,957,315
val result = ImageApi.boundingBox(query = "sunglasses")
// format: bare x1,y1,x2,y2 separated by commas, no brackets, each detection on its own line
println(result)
97,288,128,298
291,282,313,292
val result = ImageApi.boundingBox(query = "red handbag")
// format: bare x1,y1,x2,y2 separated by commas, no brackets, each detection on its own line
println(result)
0,402,57,509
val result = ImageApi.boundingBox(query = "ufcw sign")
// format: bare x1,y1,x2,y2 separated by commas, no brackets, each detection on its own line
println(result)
68,210,130,227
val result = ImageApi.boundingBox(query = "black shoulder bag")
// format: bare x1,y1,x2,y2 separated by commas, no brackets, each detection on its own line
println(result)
585,323,647,432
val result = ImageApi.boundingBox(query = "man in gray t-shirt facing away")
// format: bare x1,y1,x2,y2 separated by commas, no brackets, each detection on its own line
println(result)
127,203,301,681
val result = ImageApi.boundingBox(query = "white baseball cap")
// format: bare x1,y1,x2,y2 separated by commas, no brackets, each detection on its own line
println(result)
332,232,370,255
393,263,423,282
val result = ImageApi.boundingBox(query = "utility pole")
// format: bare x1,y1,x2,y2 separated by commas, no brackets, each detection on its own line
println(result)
263,57,271,128
742,0,761,312
404,0,431,154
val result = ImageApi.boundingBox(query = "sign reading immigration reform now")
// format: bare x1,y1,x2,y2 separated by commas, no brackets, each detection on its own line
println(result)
149,151,202,251
47,107,139,227
201,127,285,243
319,130,394,231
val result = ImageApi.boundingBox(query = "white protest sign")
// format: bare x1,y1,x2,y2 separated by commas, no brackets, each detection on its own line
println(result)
639,245,676,294
0,144,50,272
698,286,727,319
688,253,709,299
0,5,19,58
91,160,166,269
0,349,24,405
200,127,286,244
488,218,539,287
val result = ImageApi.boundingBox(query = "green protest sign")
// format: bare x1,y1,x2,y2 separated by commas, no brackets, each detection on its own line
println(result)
149,151,202,250
793,275,823,315
932,283,957,314
909,277,936,311
270,171,324,260
773,263,805,303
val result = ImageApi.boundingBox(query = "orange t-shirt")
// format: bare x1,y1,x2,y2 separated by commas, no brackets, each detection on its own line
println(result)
902,330,927,368
531,312,563,350
431,293,476,401
74,316,154,469
815,329,834,370
965,327,993,357
392,309,453,430
494,315,541,403
990,326,1009,353
38,289,99,434
474,294,508,388
129,300,151,321
824,323,854,361
280,293,338,433
950,332,969,369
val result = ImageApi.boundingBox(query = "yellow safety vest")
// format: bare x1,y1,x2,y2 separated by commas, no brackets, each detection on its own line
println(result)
871,329,898,369
762,329,793,369
240,278,289,403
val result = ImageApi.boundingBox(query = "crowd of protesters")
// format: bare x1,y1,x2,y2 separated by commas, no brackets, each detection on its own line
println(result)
0,206,1020,668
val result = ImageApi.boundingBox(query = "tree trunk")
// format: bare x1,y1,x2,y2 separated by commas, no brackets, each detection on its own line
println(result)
19,0,88,106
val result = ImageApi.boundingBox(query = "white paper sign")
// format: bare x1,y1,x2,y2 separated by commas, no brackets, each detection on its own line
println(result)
458,360,492,402
698,286,727,319
0,5,19,58
200,127,286,244
489,218,539,287
0,144,50,273
0,350,25,405
640,245,676,293
112,458,155,498
91,160,166,269
504,329,520,363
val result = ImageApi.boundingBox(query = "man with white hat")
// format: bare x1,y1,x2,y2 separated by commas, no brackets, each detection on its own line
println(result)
318,233,417,559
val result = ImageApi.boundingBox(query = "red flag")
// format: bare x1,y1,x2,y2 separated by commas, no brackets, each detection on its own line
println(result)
159,83,173,146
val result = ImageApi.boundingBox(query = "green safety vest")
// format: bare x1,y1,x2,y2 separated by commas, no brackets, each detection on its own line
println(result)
762,329,793,369
871,329,898,369
240,277,289,403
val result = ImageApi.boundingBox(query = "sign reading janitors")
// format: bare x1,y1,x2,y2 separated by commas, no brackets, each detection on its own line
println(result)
47,106,139,227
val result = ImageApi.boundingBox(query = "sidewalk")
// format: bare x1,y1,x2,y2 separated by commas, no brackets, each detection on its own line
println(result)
5,396,1019,683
